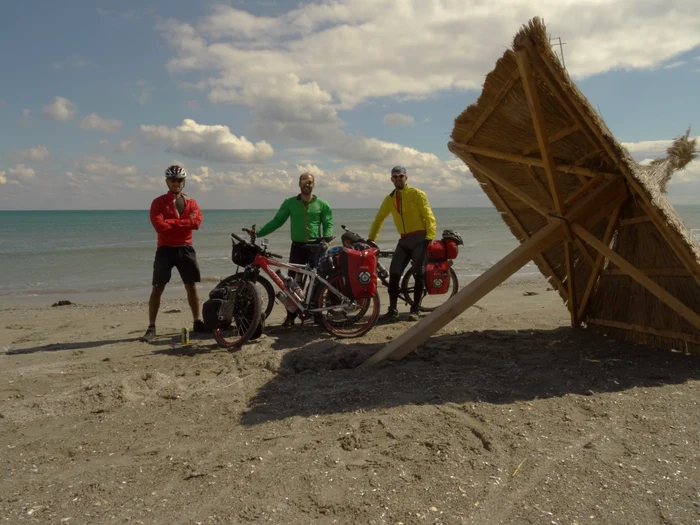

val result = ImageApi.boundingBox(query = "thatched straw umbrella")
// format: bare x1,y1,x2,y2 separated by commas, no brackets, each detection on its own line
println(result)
365,17,700,366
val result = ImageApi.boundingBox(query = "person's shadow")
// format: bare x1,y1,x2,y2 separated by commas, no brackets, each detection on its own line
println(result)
5,337,142,355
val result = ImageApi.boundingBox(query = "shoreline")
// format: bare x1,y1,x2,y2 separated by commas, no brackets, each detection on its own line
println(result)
0,270,548,306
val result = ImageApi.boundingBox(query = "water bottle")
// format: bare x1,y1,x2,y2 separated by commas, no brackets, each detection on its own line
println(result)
276,291,297,313
285,277,305,302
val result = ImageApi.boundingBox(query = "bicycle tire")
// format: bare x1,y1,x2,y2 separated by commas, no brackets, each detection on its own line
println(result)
401,266,459,312
213,280,262,350
218,273,274,320
314,275,380,338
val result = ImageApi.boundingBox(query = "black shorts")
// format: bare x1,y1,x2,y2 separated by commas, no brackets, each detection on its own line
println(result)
152,245,201,286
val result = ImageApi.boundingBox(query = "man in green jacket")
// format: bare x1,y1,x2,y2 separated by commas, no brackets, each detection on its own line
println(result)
257,172,334,327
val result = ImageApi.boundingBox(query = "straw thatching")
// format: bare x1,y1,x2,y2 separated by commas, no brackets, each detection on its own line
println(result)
448,17,700,355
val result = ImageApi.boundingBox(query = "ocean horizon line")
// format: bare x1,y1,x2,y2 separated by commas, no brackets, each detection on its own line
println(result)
0,206,500,212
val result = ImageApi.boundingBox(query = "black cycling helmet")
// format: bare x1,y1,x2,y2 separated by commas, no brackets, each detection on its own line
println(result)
165,165,186,180
442,229,463,245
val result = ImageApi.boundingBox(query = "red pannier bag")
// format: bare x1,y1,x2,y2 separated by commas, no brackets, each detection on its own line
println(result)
425,260,451,295
443,238,459,259
426,239,446,260
340,246,378,299
427,239,459,260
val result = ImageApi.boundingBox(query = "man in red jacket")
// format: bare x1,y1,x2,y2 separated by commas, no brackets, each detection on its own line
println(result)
140,165,205,342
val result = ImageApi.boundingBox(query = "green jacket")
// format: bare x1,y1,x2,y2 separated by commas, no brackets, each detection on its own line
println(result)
257,195,334,242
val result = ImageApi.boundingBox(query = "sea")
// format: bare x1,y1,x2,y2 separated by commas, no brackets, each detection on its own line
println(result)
2,207,700,303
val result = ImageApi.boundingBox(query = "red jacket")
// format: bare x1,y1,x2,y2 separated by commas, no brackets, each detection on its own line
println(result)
150,193,203,248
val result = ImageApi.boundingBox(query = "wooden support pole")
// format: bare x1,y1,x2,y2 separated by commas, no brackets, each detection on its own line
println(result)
449,142,618,179
363,177,628,366
587,318,700,345
573,223,700,330
362,220,566,366
450,147,553,217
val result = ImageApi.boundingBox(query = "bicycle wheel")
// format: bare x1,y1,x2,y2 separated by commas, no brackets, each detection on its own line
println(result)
314,275,380,338
401,266,459,312
218,274,274,320
213,280,262,350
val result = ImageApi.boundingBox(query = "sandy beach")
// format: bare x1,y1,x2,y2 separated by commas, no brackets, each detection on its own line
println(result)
1,276,699,524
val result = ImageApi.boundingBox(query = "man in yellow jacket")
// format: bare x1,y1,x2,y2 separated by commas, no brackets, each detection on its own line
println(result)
367,166,436,322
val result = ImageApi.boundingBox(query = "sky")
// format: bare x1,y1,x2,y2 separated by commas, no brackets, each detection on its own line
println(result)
1,0,699,210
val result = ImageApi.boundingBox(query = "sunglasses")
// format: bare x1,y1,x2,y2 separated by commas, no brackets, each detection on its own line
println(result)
391,174,406,179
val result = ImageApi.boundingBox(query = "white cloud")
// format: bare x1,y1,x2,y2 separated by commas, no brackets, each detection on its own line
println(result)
53,55,89,70
0,171,6,184
140,118,274,163
6,145,50,163
663,60,686,69
295,164,325,177
133,80,154,106
161,1,700,112
383,113,415,127
7,164,36,180
42,96,77,121
158,1,700,173
79,113,124,133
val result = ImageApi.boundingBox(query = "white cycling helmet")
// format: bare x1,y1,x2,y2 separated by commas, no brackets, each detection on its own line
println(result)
165,165,186,180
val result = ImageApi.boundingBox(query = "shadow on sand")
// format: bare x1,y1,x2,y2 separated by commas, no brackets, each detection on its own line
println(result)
240,326,700,426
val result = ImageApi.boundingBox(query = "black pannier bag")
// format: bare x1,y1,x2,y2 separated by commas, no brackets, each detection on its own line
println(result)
202,283,235,331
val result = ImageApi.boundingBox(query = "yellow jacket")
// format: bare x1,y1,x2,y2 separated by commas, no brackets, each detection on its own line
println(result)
368,185,436,242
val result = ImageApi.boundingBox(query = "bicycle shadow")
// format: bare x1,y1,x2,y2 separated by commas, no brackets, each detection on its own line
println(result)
5,337,142,355
240,326,700,426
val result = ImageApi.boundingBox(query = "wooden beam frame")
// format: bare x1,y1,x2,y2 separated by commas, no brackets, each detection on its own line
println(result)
618,215,652,227
514,36,602,155
449,142,618,179
450,147,553,217
529,41,700,292
573,223,700,330
574,239,596,267
526,166,554,207
482,175,568,301
587,318,700,346
604,268,692,277
364,178,628,365
563,173,607,207
521,123,579,156
460,68,521,145
518,45,580,323
515,47,565,214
